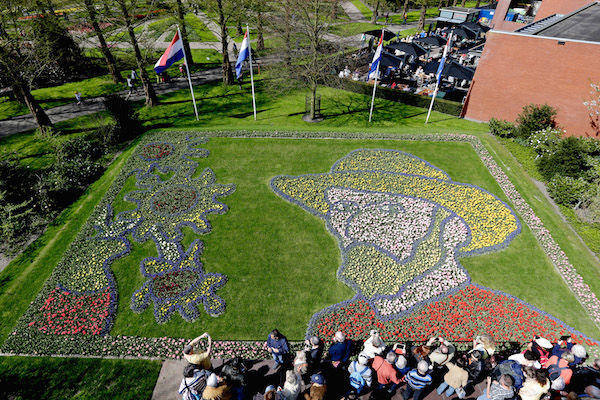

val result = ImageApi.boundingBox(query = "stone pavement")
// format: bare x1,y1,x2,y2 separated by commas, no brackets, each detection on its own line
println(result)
0,68,222,138
152,357,489,400
342,1,370,22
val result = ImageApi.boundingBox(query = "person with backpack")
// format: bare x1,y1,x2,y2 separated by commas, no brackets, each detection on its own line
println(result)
347,353,372,398
179,364,210,400
544,352,574,390
493,359,525,390
403,360,433,400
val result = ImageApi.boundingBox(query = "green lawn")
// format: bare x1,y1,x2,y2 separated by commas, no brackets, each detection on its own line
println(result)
351,0,373,20
379,1,489,25
330,22,382,37
1,82,600,346
0,356,160,400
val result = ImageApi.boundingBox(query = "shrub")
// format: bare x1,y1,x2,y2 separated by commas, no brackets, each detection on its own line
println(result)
0,160,37,205
516,104,557,140
103,94,143,144
56,136,104,163
528,128,563,157
0,192,40,253
537,137,589,180
547,175,591,206
489,118,516,138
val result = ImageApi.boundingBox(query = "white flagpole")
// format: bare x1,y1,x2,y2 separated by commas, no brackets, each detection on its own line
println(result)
425,33,452,124
178,26,199,121
368,28,384,123
246,24,257,121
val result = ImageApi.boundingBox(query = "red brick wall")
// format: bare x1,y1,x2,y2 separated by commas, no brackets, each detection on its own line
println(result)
535,0,593,20
463,31,600,137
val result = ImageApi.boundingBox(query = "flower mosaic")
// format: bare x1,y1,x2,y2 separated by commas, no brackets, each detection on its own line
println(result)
271,149,521,319
3,132,599,359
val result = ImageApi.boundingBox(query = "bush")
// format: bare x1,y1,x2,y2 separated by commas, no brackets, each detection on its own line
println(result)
528,128,563,157
489,118,517,138
515,104,557,140
0,192,40,253
103,94,143,145
56,136,104,163
537,137,590,180
547,175,591,206
0,160,37,205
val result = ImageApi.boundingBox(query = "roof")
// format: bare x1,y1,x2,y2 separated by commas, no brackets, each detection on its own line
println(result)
535,2,600,42
515,1,600,42
440,6,479,13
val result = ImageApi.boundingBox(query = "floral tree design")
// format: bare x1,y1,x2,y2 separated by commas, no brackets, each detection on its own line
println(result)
272,149,523,333
131,240,228,323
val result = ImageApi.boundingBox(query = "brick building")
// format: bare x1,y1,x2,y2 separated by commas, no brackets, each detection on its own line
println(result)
462,1,600,137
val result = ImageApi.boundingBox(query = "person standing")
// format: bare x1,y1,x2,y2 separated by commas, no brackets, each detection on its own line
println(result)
126,77,134,100
267,329,290,369
74,91,82,105
183,332,213,370
403,361,433,400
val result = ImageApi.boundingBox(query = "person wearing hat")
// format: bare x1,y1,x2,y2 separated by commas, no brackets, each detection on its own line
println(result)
267,329,290,369
404,360,433,400
201,373,232,400
437,361,469,398
304,374,326,400
264,385,278,400
347,353,373,397
528,337,553,365
362,330,386,360
184,332,213,370
458,350,484,395
372,351,402,395
328,331,352,368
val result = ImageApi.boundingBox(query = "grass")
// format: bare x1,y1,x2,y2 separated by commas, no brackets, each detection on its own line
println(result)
351,0,373,20
330,22,381,37
377,1,489,25
0,356,161,400
498,137,600,258
2,82,600,344
0,76,125,120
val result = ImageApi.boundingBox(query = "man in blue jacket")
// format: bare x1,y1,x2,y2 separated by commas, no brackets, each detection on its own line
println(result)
328,331,352,368
266,329,289,368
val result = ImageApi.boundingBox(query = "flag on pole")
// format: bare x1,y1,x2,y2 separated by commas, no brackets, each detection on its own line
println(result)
235,30,251,79
435,36,452,85
154,31,184,74
368,31,384,80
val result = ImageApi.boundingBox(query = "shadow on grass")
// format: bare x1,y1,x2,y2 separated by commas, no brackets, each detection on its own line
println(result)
230,108,274,119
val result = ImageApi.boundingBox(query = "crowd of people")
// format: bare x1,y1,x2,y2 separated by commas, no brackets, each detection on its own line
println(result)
178,330,600,400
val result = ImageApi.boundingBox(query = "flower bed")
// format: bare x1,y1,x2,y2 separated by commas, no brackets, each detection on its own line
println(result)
271,149,521,319
3,131,599,359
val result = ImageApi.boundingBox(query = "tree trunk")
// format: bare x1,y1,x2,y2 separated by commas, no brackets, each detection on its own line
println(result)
475,0,481,7
461,0,466,7
175,0,194,66
216,0,234,84
257,9,265,51
418,4,426,30
84,0,123,83
330,0,338,19
14,82,53,134
402,0,410,22
310,82,317,120
371,0,380,23
117,0,158,106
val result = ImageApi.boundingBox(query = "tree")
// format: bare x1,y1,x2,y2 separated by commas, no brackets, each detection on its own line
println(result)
202,0,241,85
270,0,346,121
174,0,194,66
115,0,158,106
417,0,428,30
371,0,381,23
82,0,123,83
0,2,54,134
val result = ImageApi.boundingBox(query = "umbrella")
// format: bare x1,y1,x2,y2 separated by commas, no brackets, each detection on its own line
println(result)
460,22,490,35
442,27,476,40
368,51,406,69
413,35,448,47
385,41,427,57
422,60,475,81
363,29,397,41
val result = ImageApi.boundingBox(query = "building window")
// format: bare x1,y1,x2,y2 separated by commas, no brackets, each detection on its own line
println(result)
504,0,542,23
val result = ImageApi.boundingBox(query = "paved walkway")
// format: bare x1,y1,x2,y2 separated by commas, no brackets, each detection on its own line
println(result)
152,358,489,400
0,68,222,137
342,1,369,22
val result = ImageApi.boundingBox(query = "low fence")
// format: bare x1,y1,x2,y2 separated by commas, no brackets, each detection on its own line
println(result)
335,77,465,117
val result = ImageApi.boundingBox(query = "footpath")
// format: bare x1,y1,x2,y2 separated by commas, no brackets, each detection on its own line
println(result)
0,68,222,138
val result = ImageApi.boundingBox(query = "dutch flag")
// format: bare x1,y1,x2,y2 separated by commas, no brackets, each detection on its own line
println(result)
368,31,384,80
235,29,251,79
154,31,184,74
